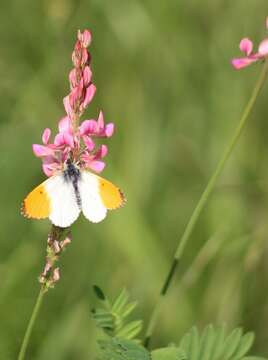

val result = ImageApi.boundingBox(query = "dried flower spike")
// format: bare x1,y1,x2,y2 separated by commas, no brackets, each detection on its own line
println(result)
39,227,70,289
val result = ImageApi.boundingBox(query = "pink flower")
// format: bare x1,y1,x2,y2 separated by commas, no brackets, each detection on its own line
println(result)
232,17,268,70
80,111,114,139
33,112,114,176
33,118,76,176
81,145,108,173
78,111,114,172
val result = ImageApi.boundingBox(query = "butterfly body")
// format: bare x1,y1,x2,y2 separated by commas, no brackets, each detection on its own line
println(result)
22,161,125,227
63,159,82,208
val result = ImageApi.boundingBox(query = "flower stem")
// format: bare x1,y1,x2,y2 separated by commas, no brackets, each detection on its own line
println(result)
144,61,268,348
17,286,46,360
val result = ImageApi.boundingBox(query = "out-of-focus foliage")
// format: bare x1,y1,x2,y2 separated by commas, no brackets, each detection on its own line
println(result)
1,0,268,359
97,322,267,360
92,286,142,340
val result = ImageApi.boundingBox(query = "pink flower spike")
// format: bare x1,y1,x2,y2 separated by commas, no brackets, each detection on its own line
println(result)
81,84,96,109
105,123,115,137
89,160,106,173
231,56,259,70
78,29,92,48
239,38,253,56
266,17,268,29
258,38,268,56
42,128,51,144
32,29,118,181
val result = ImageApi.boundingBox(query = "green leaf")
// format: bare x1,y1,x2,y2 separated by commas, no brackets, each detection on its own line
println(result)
151,347,186,360
93,309,114,331
121,302,138,318
179,332,191,354
199,324,216,360
98,338,150,360
93,285,106,301
221,328,243,359
175,325,266,360
209,325,226,359
116,320,143,340
92,287,142,340
188,327,200,360
112,289,129,314
233,332,255,359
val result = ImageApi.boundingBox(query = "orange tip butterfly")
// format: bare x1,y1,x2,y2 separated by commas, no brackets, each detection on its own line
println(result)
22,159,125,227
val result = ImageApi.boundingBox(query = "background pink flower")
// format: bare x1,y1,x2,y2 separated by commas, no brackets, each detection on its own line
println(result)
232,17,268,69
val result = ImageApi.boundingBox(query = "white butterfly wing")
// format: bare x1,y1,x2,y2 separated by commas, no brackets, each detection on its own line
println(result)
79,171,107,223
45,174,81,227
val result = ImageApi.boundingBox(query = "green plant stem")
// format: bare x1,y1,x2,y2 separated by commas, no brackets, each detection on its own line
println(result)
144,61,268,349
17,286,46,360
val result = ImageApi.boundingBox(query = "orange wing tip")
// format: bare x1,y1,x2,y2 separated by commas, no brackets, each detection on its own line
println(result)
22,183,51,220
21,200,47,220
21,201,29,218
98,178,126,210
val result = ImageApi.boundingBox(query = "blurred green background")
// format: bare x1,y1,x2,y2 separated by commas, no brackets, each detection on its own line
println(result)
1,0,268,358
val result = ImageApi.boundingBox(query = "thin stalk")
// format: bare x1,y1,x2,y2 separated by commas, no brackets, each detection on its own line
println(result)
17,226,69,359
144,61,268,348
18,286,46,360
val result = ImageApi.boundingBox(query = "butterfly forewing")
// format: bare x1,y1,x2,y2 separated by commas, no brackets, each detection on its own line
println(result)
97,175,125,210
79,171,107,223
22,181,51,219
79,171,125,223
23,174,80,227
46,174,80,227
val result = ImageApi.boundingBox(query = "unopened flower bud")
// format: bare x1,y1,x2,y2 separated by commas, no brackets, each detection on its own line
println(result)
83,66,92,87
78,29,92,48
52,268,60,283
